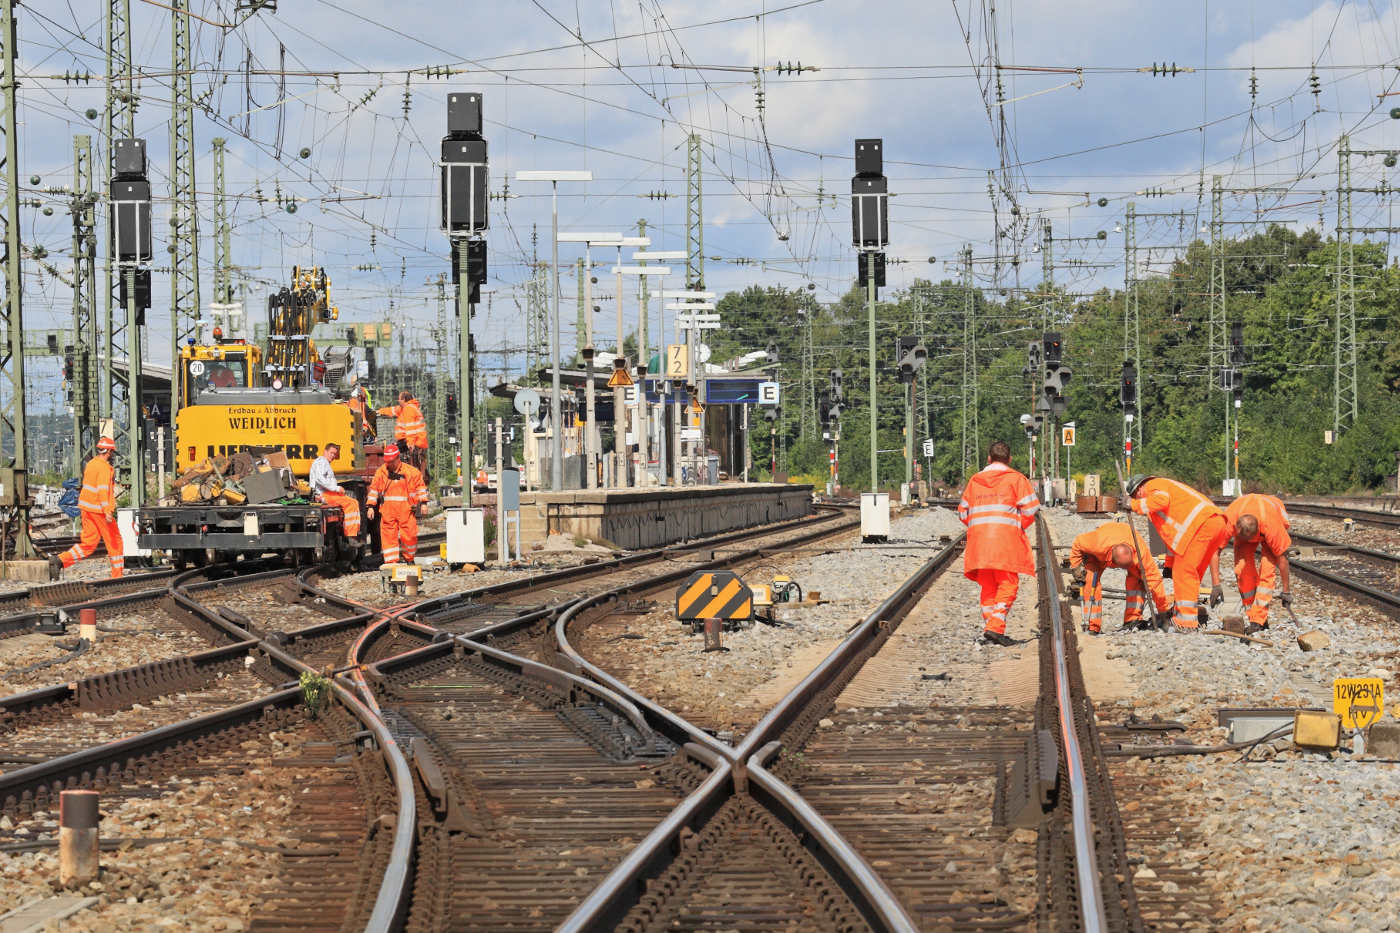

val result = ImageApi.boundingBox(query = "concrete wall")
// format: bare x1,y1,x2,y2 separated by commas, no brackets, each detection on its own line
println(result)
518,484,813,550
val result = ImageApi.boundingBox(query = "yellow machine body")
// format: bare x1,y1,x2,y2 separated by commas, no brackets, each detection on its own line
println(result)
178,341,264,408
175,397,354,478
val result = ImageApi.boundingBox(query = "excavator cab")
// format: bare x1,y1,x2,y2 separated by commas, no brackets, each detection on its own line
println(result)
178,329,263,408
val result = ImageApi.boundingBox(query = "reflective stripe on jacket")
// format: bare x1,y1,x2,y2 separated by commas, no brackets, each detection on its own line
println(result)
77,457,116,515
367,463,429,511
1226,493,1292,556
958,462,1038,576
1131,477,1223,555
377,400,428,447
1069,521,1169,612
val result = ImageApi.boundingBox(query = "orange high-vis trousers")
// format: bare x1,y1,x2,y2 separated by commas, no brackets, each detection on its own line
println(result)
975,569,1019,635
322,491,361,538
1170,513,1230,630
61,511,124,578
379,509,418,564
1082,563,1151,633
1234,541,1280,625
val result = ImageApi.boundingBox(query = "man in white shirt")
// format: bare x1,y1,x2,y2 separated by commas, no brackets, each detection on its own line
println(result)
309,442,360,538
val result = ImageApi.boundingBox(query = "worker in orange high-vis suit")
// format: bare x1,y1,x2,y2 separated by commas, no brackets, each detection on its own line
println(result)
57,437,124,579
1226,493,1293,634
308,442,361,539
958,440,1039,646
1125,475,1229,631
345,386,375,442
377,390,428,474
366,446,429,564
1068,522,1171,634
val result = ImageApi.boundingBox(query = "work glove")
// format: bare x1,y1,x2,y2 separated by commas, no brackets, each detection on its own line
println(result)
1280,591,1293,609
1070,565,1086,585
1118,495,1132,513
1209,584,1225,608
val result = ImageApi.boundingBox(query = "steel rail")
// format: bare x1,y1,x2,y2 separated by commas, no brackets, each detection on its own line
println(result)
1036,515,1109,932
172,566,417,933
1284,502,1400,528
1292,531,1399,564
557,744,734,933
557,534,961,932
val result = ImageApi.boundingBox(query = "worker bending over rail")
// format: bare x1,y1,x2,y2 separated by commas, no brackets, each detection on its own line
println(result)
309,441,361,538
958,440,1040,647
55,437,124,579
377,390,429,476
1226,493,1292,634
367,445,429,564
1068,521,1170,634
1125,475,1228,631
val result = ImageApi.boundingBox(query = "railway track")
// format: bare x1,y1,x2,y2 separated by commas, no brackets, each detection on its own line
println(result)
1290,530,1400,613
0,555,419,931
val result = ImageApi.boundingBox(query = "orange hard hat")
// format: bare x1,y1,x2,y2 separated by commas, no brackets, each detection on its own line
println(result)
97,437,117,452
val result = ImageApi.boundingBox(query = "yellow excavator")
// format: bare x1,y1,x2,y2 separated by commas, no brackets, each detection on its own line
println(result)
141,266,371,566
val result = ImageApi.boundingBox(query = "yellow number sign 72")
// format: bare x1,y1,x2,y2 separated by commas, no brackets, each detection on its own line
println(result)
666,344,689,379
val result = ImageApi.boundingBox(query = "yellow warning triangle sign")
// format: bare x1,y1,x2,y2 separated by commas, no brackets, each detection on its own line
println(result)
688,399,705,414
607,367,634,388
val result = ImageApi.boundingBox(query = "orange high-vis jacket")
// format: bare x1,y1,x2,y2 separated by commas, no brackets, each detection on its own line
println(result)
1226,493,1292,556
1130,477,1224,556
958,462,1039,576
367,463,429,514
77,456,117,517
377,399,428,448
1069,521,1169,612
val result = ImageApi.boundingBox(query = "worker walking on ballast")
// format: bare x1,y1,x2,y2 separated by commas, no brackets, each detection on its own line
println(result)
1069,521,1171,634
366,445,428,564
309,441,361,539
1226,493,1292,634
377,390,429,477
958,440,1040,646
55,437,124,579
1124,475,1229,631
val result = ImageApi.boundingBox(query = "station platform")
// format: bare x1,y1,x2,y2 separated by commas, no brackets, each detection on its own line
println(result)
517,483,813,550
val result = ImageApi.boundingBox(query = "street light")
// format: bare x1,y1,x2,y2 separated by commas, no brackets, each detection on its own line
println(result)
610,236,650,486
517,170,593,490
616,262,673,486
558,230,622,488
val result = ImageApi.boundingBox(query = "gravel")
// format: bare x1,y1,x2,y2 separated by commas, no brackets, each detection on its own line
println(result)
1041,505,1400,930
0,607,210,693
573,506,967,735
0,724,360,932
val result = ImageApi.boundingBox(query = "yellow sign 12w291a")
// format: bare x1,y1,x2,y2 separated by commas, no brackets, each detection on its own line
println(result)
1334,677,1385,730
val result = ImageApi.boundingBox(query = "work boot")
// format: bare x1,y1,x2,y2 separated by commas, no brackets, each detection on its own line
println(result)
1244,622,1269,636
981,630,1015,647
1172,624,1198,634
1085,627,1102,637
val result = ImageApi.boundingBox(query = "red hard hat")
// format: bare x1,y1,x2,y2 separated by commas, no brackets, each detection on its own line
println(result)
382,446,400,462
97,437,117,452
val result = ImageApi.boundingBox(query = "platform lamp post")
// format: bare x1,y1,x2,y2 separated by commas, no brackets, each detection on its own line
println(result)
661,290,716,484
110,138,152,511
608,236,651,487
629,251,685,486
558,231,622,489
517,170,593,491
616,260,672,487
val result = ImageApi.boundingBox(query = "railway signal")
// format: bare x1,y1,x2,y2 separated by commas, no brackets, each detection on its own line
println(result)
852,138,889,493
441,91,488,505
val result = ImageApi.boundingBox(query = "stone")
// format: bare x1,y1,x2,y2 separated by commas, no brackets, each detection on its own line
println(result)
1222,616,1246,634
1297,630,1331,652
1010,828,1037,845
1366,721,1400,758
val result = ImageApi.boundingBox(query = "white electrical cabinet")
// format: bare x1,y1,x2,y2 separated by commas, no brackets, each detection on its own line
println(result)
116,507,151,558
446,507,486,565
860,492,890,541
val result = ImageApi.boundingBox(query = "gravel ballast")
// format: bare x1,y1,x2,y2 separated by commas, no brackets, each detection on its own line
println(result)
574,506,966,735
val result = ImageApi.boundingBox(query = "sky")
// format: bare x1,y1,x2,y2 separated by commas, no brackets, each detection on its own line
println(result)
14,0,1400,403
